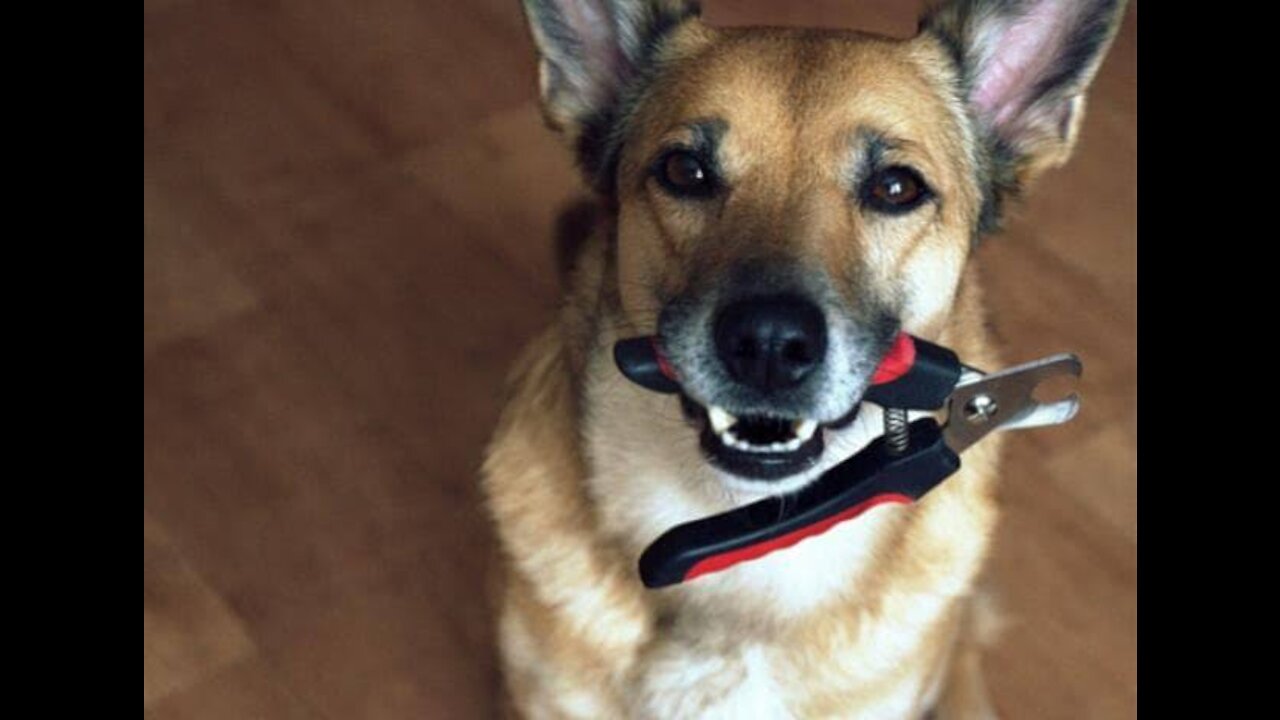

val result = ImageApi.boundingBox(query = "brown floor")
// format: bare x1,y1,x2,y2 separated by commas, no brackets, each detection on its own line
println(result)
144,1,1137,718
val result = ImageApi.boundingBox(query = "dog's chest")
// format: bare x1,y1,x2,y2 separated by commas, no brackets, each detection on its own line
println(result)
583,369,953,716
632,642,792,719
630,634,935,720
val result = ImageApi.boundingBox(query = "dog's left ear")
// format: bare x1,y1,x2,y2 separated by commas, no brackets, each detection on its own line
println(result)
920,0,1128,192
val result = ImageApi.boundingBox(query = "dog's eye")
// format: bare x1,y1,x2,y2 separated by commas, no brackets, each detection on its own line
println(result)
863,166,931,214
655,150,717,199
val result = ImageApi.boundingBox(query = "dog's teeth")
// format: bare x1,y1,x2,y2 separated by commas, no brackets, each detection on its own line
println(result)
708,406,736,434
717,417,817,454
793,419,818,441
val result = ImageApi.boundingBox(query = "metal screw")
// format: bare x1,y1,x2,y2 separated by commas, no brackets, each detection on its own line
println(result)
963,394,998,423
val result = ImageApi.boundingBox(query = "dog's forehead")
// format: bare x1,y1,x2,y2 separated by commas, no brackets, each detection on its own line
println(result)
629,27,969,172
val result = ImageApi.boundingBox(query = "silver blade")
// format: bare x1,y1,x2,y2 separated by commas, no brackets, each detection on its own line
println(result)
998,393,1080,430
943,353,1083,454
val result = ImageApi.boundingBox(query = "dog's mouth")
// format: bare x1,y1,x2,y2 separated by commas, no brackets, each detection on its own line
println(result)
679,395,861,481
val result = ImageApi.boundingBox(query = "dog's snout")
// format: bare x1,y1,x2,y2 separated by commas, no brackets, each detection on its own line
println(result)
714,295,827,393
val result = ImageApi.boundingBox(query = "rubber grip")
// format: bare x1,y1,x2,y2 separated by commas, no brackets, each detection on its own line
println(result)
864,335,961,410
614,337,681,394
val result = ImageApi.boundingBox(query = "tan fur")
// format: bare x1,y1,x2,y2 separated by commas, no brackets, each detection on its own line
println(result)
484,12,1100,719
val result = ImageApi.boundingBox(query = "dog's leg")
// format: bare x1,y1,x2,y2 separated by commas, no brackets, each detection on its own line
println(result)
927,640,998,720
926,590,1005,720
496,577,641,720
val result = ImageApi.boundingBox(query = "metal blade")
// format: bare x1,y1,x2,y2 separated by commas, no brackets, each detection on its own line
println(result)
943,353,1083,453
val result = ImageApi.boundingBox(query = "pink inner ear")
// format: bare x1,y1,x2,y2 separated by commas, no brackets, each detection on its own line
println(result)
558,0,627,106
971,0,1080,129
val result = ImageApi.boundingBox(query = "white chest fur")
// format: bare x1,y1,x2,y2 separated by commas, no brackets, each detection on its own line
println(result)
629,633,938,720
631,643,794,720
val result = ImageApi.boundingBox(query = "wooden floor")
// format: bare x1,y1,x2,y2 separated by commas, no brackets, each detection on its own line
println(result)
144,1,1136,717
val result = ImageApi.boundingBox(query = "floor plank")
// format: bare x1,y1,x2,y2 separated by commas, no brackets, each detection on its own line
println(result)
144,514,256,708
146,656,325,720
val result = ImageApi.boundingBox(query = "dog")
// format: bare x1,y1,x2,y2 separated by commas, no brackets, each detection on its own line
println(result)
481,1,1126,717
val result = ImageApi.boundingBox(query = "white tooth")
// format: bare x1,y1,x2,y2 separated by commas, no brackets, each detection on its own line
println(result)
793,419,818,441
709,406,736,434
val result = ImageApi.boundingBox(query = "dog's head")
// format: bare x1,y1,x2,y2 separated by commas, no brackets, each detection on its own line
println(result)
523,0,1124,488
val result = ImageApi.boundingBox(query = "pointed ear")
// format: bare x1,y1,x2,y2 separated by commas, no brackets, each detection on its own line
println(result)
921,0,1127,189
520,0,702,191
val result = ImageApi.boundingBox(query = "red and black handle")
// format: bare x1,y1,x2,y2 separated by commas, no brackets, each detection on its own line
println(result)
862,333,961,411
614,331,967,588
613,337,682,394
614,332,961,411
637,418,959,588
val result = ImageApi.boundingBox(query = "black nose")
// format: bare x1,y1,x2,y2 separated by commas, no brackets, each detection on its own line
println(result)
714,294,827,392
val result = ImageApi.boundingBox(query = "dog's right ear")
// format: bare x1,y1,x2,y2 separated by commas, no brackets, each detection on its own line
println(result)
520,0,702,193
